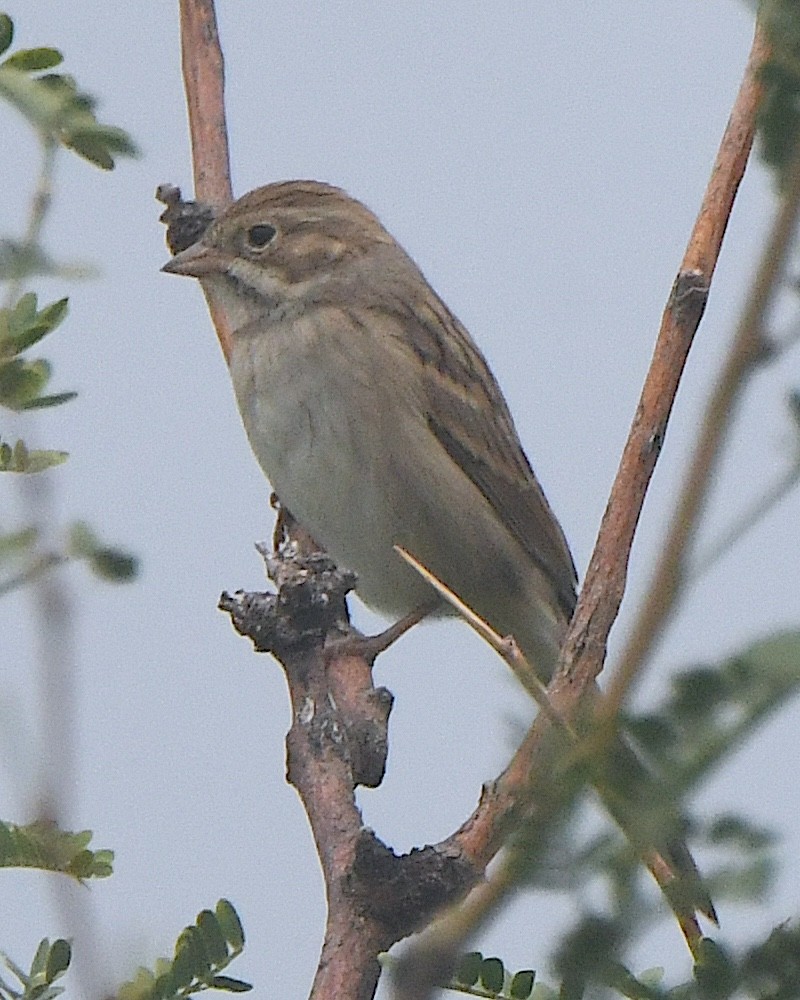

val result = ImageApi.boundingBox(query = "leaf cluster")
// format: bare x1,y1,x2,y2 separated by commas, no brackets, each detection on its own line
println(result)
492,633,800,987
117,901,251,1000
0,937,71,1000
446,923,800,1000
447,952,540,1000
0,292,73,473
0,13,138,169
0,902,250,1000
757,0,800,185
0,820,113,880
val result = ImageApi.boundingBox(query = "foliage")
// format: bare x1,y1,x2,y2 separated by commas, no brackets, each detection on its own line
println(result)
116,901,251,1000
469,634,800,995
758,0,800,185
0,11,138,588
0,820,112,880
445,923,800,1000
0,9,138,470
0,14,142,1000
0,12,138,170
447,952,540,1000
0,937,71,1000
0,902,249,1000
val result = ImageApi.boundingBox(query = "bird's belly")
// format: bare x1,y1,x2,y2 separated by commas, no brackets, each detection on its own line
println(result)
230,332,435,615
229,328,565,677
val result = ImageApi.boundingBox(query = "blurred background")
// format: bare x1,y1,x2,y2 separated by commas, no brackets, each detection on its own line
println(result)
2,3,798,997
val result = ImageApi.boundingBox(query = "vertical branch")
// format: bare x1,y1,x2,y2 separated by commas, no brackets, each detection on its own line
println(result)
177,0,234,361
179,0,232,207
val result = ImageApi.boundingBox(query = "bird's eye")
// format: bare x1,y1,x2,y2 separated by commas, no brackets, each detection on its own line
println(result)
245,223,277,250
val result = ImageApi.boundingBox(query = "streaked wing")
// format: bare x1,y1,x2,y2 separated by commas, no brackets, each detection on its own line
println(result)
374,287,578,620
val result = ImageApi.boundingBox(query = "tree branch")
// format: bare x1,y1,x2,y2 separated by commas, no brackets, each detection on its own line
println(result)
176,0,234,362
609,88,800,716
168,9,769,1000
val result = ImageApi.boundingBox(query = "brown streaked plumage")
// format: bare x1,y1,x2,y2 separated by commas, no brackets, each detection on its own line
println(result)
163,180,715,925
164,180,577,680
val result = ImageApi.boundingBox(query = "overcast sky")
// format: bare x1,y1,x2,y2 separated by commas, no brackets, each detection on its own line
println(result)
2,4,798,998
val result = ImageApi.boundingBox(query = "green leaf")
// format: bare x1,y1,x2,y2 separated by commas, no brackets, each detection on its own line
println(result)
694,938,737,999
0,440,68,473
209,975,253,993
197,909,229,966
510,970,536,999
0,239,95,282
170,939,196,990
118,966,156,1000
153,970,176,999
0,819,112,879
216,900,245,952
44,940,70,984
0,526,38,559
37,296,69,328
0,356,50,409
0,14,13,57
176,926,210,980
3,46,62,72
10,290,37,326
62,122,139,170
89,547,139,582
0,62,138,169
454,953,482,988
480,957,505,995
30,938,50,978
5,295,69,352
63,131,113,169
67,521,98,557
22,449,69,473
707,815,775,851
21,391,77,410
67,525,137,582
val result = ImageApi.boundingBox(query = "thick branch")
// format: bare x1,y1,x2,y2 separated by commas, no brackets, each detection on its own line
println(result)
220,547,478,1000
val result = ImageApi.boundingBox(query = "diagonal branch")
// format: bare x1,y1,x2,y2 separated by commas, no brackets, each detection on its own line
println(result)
394,22,769,998
562,23,769,698
608,113,800,716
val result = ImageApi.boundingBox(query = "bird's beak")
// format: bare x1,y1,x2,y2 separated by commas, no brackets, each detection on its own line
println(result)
161,242,228,278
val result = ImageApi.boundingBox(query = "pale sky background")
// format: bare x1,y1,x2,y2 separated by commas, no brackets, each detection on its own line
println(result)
2,3,799,998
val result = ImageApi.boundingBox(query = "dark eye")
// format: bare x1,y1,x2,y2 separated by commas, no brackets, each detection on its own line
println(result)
245,223,277,249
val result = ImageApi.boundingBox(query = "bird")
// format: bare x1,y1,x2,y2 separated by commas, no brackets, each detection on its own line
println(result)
162,180,576,682
162,179,714,924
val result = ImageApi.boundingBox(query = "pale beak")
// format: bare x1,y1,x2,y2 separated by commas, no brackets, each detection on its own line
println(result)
161,242,228,278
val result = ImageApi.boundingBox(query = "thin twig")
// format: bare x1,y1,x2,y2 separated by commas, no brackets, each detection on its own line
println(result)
3,139,56,309
689,458,800,582
569,23,769,706
0,551,67,597
394,545,567,730
606,55,800,720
